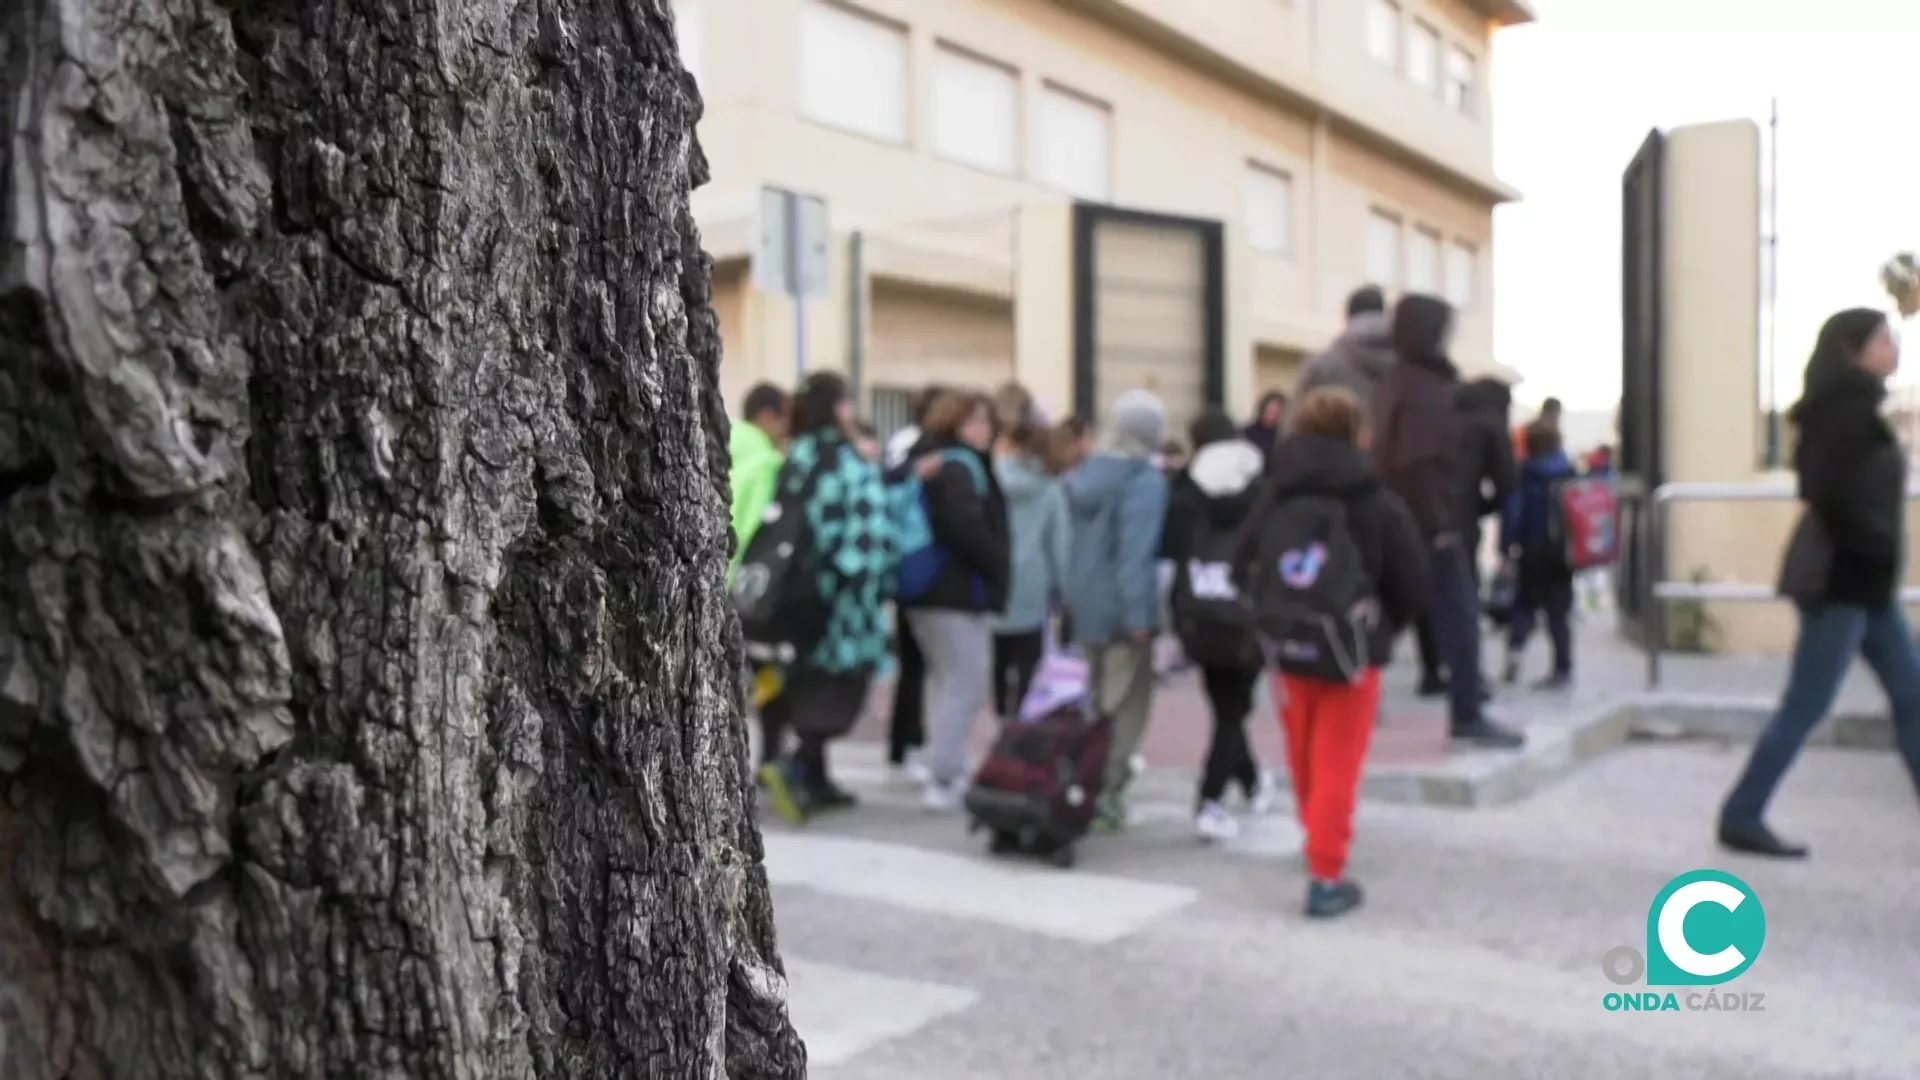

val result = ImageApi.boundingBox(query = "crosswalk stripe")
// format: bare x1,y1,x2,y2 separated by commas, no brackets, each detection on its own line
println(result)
784,958,978,1067
764,833,1199,944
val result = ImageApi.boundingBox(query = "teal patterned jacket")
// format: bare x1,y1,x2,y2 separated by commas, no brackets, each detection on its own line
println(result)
781,429,897,675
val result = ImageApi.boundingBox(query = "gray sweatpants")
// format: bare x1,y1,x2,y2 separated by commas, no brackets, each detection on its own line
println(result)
907,610,994,786
1092,640,1156,795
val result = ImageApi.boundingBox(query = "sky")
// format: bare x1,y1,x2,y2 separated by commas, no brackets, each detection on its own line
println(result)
1490,0,1920,412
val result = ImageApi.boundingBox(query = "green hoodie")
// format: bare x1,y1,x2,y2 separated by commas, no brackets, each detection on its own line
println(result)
728,421,784,574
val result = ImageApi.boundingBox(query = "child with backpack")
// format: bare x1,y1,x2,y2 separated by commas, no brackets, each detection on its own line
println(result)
898,391,1012,811
1165,409,1273,842
1237,387,1428,918
1499,421,1579,689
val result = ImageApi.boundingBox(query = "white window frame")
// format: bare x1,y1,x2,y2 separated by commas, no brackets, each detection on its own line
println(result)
675,1,705,90
1407,225,1441,295
929,44,1020,175
1444,45,1477,114
1366,208,1403,290
1366,0,1402,68
1445,240,1477,308
1244,162,1293,256
1035,83,1112,201
798,1,909,144
1407,20,1441,93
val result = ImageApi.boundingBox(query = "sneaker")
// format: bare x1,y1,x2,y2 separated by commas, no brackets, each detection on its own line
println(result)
1092,792,1129,833
1451,718,1526,749
1241,771,1276,815
813,782,860,812
1415,675,1447,699
922,778,966,812
758,761,811,826
1306,878,1365,919
1532,672,1572,692
889,751,931,786
1194,801,1239,843
1500,656,1520,685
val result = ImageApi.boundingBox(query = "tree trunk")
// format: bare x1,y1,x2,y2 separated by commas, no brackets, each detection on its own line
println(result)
0,1,806,1076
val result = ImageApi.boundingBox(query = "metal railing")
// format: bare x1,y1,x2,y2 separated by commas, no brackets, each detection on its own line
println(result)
1640,479,1920,689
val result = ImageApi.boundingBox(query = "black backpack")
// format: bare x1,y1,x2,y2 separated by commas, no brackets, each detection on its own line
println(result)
1246,494,1377,684
1169,518,1261,669
730,480,829,667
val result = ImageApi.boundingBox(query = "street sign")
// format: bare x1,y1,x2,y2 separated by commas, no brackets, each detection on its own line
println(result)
753,185,831,378
754,186,830,299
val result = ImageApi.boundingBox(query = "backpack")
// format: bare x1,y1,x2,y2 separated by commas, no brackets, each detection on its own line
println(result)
730,480,829,667
1169,518,1261,669
1246,494,1377,684
1548,476,1619,571
891,449,990,604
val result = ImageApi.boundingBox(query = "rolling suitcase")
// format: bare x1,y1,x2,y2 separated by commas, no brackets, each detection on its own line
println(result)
964,702,1110,869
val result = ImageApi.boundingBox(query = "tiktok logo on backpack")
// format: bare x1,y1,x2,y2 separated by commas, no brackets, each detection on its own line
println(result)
1279,543,1328,588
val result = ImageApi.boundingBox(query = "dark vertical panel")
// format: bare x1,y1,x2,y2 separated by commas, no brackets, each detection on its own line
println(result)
1201,220,1226,412
1071,202,1098,423
1618,128,1666,622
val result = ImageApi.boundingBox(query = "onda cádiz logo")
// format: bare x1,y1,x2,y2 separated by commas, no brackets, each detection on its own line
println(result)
1600,870,1768,1014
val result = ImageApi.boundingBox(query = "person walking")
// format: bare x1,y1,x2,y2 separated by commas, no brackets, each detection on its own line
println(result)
730,382,789,576
1061,390,1171,831
1719,308,1920,858
1372,294,1523,748
1499,420,1578,689
1163,408,1272,841
991,400,1071,721
1242,392,1288,462
884,386,949,777
1293,286,1396,426
757,373,897,824
903,392,1012,810
1237,387,1428,917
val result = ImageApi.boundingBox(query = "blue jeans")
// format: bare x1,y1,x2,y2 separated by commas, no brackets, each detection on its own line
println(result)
1426,542,1485,730
1721,602,1920,829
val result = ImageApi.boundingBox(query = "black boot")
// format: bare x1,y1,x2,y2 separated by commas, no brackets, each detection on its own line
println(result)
1416,674,1448,698
1718,821,1809,859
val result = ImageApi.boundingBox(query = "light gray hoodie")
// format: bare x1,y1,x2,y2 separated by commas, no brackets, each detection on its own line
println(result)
1292,311,1396,424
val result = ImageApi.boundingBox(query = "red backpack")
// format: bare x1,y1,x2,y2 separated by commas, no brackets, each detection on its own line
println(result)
1549,476,1619,571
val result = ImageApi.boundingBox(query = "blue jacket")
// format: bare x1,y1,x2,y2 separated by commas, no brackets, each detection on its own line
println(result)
1500,449,1576,559
992,453,1071,634
782,430,896,675
1061,451,1168,647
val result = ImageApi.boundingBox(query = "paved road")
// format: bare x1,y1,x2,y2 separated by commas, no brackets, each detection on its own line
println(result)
765,738,1920,1079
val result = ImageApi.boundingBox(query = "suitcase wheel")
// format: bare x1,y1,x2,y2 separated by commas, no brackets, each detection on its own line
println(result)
987,830,1021,856
1047,843,1077,869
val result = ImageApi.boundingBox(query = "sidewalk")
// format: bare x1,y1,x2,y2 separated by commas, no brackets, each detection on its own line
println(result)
832,615,1894,807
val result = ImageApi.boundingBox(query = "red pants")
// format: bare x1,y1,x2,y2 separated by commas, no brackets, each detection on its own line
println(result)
1276,669,1381,881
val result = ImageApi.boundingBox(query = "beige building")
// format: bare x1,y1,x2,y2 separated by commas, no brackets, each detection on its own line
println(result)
675,0,1532,435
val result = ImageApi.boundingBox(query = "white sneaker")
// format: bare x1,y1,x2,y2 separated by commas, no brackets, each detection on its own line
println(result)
1244,771,1276,815
1195,801,1239,843
923,778,966,812
891,755,931,785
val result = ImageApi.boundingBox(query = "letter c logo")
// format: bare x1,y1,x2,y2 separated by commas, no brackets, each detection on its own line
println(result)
1645,870,1766,986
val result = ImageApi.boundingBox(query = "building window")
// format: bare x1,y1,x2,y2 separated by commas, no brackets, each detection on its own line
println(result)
1037,84,1111,200
1244,163,1293,256
1407,21,1440,93
675,1,704,89
1445,241,1476,308
1408,226,1441,294
799,1,908,143
1366,209,1402,289
1366,0,1401,67
1444,46,1476,114
930,45,1019,174
869,386,917,443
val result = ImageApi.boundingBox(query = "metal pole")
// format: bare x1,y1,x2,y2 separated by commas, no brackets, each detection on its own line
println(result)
786,191,807,380
1764,97,1780,466
1645,493,1664,690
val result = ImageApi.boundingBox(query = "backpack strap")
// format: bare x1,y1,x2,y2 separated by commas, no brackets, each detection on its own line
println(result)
937,447,990,494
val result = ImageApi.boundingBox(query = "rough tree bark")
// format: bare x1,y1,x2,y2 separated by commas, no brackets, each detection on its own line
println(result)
0,0,807,1076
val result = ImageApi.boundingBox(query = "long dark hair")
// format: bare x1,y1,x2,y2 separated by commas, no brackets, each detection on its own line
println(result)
1391,293,1455,366
1790,308,1888,421
789,372,849,437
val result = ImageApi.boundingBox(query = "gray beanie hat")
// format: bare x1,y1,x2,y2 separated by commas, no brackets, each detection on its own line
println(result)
1110,389,1167,451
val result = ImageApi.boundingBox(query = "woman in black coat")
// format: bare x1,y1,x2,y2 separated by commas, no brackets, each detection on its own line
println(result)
1720,308,1920,858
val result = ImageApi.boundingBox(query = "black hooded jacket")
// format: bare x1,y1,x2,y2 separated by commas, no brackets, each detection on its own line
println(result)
1454,378,1518,545
1783,366,1905,607
897,435,1012,613
1236,434,1431,666
1372,295,1463,540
